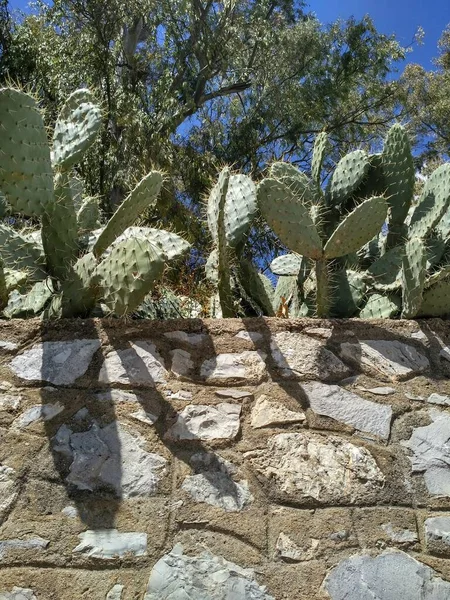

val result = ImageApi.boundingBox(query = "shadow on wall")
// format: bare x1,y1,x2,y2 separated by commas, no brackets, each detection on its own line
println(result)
4,315,447,532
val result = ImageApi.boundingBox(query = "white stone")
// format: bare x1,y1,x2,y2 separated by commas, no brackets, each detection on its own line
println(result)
0,536,49,559
9,339,101,385
215,389,254,399
106,585,124,600
170,349,194,378
403,409,450,496
61,505,78,518
405,393,425,401
302,382,392,439
411,330,427,341
181,452,252,512
425,516,450,546
248,432,384,504
357,386,396,396
303,327,333,339
324,550,450,600
250,395,305,429
130,408,158,425
0,341,18,351
144,543,274,600
440,347,450,362
275,533,319,561
98,342,167,386
201,351,267,383
164,331,206,345
53,422,167,497
95,390,142,403
0,466,18,524
0,588,37,599
340,340,429,381
381,523,418,543
73,529,147,559
0,394,21,411
235,331,263,342
427,393,450,406
165,390,193,400
12,403,64,428
166,404,241,440
271,332,350,381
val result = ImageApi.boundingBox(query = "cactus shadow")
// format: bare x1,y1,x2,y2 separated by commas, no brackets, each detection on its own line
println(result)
38,318,242,531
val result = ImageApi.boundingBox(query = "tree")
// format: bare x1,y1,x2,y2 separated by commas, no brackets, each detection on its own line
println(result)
2,1,408,269
402,25,450,161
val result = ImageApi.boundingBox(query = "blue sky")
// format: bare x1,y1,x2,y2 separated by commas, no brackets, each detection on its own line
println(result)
8,0,450,70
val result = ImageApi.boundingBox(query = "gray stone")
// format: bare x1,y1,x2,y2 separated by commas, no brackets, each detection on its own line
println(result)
303,327,333,339
95,390,142,403
181,452,253,512
106,585,124,600
0,588,37,600
201,351,267,383
130,408,158,425
250,395,305,429
0,395,21,411
235,331,263,342
164,331,206,345
403,409,450,496
144,543,274,600
275,533,319,562
248,432,384,504
271,332,350,381
73,407,90,421
302,382,392,439
0,466,18,524
324,549,450,599
166,403,241,440
12,403,64,428
170,349,194,378
9,339,101,385
340,340,429,381
428,393,450,406
425,516,450,546
53,422,167,497
215,389,254,400
357,386,396,396
405,393,425,401
381,523,418,543
0,536,49,559
0,341,18,351
73,529,147,559
61,505,78,518
98,342,167,386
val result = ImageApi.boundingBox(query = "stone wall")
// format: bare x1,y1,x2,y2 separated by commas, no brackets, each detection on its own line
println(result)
1,317,450,599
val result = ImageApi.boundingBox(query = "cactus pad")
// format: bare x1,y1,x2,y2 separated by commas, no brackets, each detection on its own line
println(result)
269,162,315,205
0,88,53,216
330,150,370,204
419,279,450,317
52,89,102,169
270,254,302,276
409,164,450,239
311,132,329,188
324,196,388,259
401,237,427,318
258,178,323,259
360,293,401,318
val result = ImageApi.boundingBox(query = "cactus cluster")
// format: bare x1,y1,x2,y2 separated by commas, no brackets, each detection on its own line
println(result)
0,87,190,318
258,124,450,319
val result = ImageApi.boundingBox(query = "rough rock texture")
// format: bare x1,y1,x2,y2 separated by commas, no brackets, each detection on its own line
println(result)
9,340,101,384
403,409,450,496
302,382,392,439
1,318,450,598
248,432,385,504
166,404,241,440
53,422,167,497
73,530,147,559
98,341,167,385
324,550,450,599
271,332,350,380
340,340,429,381
144,544,274,599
